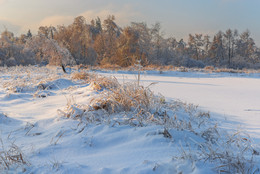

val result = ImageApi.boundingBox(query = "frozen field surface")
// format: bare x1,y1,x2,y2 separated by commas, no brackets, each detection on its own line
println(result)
0,66,259,173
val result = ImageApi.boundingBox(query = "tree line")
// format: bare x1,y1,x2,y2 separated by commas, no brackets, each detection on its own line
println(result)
1,15,260,69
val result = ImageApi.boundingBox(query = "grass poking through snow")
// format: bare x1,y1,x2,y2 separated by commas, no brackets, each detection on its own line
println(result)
60,73,260,173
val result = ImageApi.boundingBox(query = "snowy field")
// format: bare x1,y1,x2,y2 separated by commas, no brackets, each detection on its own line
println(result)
101,70,260,141
0,66,260,173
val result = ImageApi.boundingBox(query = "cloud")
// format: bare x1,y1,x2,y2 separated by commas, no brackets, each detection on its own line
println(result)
80,5,143,26
39,15,74,27
34,4,142,33
16,15,75,35
12,4,142,35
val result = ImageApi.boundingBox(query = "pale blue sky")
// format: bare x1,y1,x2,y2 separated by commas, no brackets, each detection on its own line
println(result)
0,0,259,45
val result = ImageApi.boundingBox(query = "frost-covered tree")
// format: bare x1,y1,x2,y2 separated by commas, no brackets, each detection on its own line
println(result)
100,15,121,64
223,29,236,66
24,35,75,66
115,26,142,67
203,35,210,59
150,22,164,64
237,30,257,63
54,16,96,65
130,22,152,65
188,34,204,60
38,26,56,39
1,15,260,69
0,30,35,66
209,31,225,66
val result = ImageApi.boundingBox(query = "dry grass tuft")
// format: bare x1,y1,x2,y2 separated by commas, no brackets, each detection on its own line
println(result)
99,63,121,70
144,64,160,70
199,131,260,174
71,71,90,80
215,68,241,73
204,66,215,72
62,74,167,126
71,71,119,91
89,75,119,91
0,139,29,171
90,82,157,113
64,74,210,130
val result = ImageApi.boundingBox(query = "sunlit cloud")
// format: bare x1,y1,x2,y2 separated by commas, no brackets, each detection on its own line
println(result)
24,4,143,34
39,15,74,27
19,15,74,35
80,5,143,26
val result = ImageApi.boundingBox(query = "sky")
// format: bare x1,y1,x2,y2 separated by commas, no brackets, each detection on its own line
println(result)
0,0,260,45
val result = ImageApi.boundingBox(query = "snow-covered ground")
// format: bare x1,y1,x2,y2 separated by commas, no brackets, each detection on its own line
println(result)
0,66,259,173
101,70,260,142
